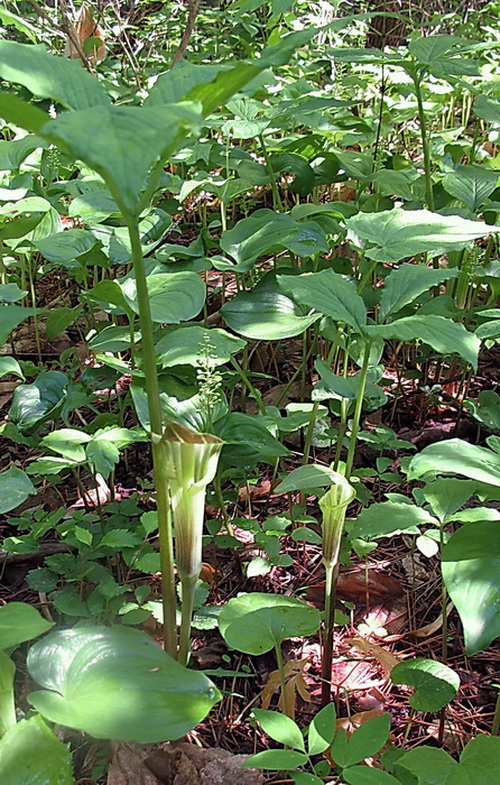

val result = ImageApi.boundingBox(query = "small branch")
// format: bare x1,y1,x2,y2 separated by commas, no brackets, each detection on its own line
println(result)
171,0,201,68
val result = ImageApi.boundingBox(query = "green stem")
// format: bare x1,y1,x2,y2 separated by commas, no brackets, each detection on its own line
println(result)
259,133,283,212
492,690,500,735
230,356,266,415
274,642,289,717
178,574,197,666
321,562,338,706
345,341,372,479
412,72,435,211
124,213,177,659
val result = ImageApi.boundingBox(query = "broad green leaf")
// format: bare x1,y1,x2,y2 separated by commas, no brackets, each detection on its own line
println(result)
42,428,92,463
308,702,336,755
34,229,97,264
218,592,320,655
121,272,205,323
27,626,220,742
9,371,68,431
274,464,343,494
379,264,459,322
221,274,320,339
474,94,500,125
0,5,37,42
68,189,120,223
0,40,109,110
464,390,500,431
220,210,328,271
253,709,305,751
0,602,53,649
0,715,73,785
156,324,246,367
442,522,500,655
422,478,480,521
0,356,24,379
0,467,35,514
395,747,461,785
442,165,499,212
390,658,459,711
46,305,83,340
409,34,479,76
240,749,309,770
0,304,37,345
146,61,222,105
343,768,401,785
0,93,49,134
277,269,367,331
408,439,500,487
0,135,41,171
347,209,497,263
368,315,480,369
0,283,28,303
0,650,15,737
459,735,500,784
216,412,289,460
291,773,324,785
348,501,437,539
342,715,391,767
43,103,200,215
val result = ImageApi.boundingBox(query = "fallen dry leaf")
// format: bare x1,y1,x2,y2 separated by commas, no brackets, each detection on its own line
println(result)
349,637,402,676
261,657,312,719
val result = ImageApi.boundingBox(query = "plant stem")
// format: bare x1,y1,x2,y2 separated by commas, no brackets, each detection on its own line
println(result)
345,341,372,479
492,690,500,735
230,356,266,415
178,574,197,666
124,213,177,658
412,71,435,211
274,642,289,717
321,561,338,706
259,133,283,212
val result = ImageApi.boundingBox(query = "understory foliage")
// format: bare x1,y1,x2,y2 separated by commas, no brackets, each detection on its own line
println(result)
0,0,500,783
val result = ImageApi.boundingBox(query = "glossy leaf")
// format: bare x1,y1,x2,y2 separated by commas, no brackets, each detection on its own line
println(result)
218,592,320,655
240,749,309,770
0,304,37,345
343,767,401,785
34,229,97,264
347,208,497,263
390,658,459,711
0,39,109,110
9,371,68,431
274,464,343,494
442,522,500,655
278,269,367,331
156,324,246,367
0,467,35,514
0,715,73,785
308,701,336,755
408,438,500,487
220,210,328,271
253,709,305,751
121,272,205,323
369,315,480,369
0,602,53,649
43,104,200,215
379,264,459,322
221,274,319,340
442,165,499,212
27,626,220,742
349,501,437,539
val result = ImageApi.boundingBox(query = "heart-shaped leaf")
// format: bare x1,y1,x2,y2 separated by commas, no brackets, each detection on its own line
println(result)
27,626,220,743
218,593,320,655
390,658,459,711
0,467,35,515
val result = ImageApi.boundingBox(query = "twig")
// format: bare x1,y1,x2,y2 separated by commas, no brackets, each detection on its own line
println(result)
171,0,201,67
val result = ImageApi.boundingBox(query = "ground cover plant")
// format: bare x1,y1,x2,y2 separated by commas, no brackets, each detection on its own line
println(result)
0,0,500,782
